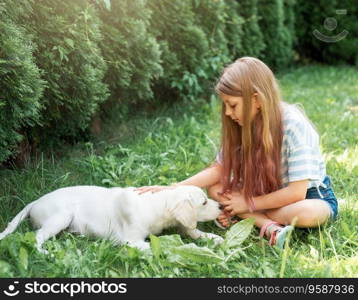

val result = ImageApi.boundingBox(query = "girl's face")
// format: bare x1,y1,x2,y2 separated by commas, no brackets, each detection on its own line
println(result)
221,93,261,126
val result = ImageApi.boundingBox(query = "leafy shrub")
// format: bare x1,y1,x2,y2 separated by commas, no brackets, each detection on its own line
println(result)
18,0,108,141
257,0,294,69
191,0,233,77
236,0,266,58
0,1,44,163
2,0,355,165
222,0,245,59
283,0,297,47
147,0,210,101
96,0,162,104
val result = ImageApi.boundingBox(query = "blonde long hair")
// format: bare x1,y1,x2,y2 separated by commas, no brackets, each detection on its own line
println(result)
215,57,283,210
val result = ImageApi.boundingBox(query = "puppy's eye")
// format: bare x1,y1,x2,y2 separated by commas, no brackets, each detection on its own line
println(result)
203,200,207,206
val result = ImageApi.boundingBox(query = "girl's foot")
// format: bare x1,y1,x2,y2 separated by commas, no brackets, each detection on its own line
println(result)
214,218,227,229
260,221,294,248
214,212,238,229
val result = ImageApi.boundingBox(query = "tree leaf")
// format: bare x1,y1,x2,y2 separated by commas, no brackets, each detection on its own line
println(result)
166,253,198,269
0,260,13,277
126,246,139,259
223,218,255,249
170,243,224,264
158,234,184,251
19,247,28,271
149,234,161,259
23,232,36,247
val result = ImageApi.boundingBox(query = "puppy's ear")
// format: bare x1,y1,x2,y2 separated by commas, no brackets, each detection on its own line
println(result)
172,199,197,230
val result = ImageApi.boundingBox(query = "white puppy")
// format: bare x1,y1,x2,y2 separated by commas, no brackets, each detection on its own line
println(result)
0,185,223,253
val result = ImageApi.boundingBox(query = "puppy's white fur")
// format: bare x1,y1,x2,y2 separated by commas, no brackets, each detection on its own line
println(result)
0,185,223,253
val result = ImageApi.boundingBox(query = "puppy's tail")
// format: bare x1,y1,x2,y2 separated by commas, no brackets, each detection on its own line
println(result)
0,202,35,240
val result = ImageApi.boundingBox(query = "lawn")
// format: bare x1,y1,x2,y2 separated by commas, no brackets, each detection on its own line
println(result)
0,65,357,277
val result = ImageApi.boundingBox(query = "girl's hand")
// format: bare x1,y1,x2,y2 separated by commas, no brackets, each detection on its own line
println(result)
220,191,250,215
134,185,177,195
216,192,238,227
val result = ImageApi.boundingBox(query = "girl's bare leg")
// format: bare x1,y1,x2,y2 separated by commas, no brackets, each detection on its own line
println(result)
265,199,331,227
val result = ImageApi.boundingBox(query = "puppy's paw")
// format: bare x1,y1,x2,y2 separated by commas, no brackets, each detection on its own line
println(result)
127,241,150,251
205,233,224,245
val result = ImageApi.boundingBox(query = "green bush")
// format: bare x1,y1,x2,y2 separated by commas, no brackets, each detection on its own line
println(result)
257,0,294,69
236,0,266,58
1,0,356,165
191,0,233,77
295,0,357,65
283,0,296,47
18,0,108,141
222,0,245,59
0,1,44,163
147,0,210,101
96,0,162,104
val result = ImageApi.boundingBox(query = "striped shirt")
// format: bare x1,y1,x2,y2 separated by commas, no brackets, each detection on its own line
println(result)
216,101,327,193
280,101,326,190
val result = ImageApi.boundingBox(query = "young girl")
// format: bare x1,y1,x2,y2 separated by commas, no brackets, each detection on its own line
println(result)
136,57,338,248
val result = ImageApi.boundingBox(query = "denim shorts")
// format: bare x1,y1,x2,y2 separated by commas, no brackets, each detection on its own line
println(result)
305,175,338,219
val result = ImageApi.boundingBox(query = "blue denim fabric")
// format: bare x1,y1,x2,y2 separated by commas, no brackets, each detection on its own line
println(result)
305,176,338,219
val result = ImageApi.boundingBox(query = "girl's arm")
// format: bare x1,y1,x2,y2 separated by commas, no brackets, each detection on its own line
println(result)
174,163,223,188
221,179,309,215
253,179,309,210
135,163,223,194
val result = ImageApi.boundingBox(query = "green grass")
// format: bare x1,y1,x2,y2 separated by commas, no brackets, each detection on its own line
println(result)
0,65,357,277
